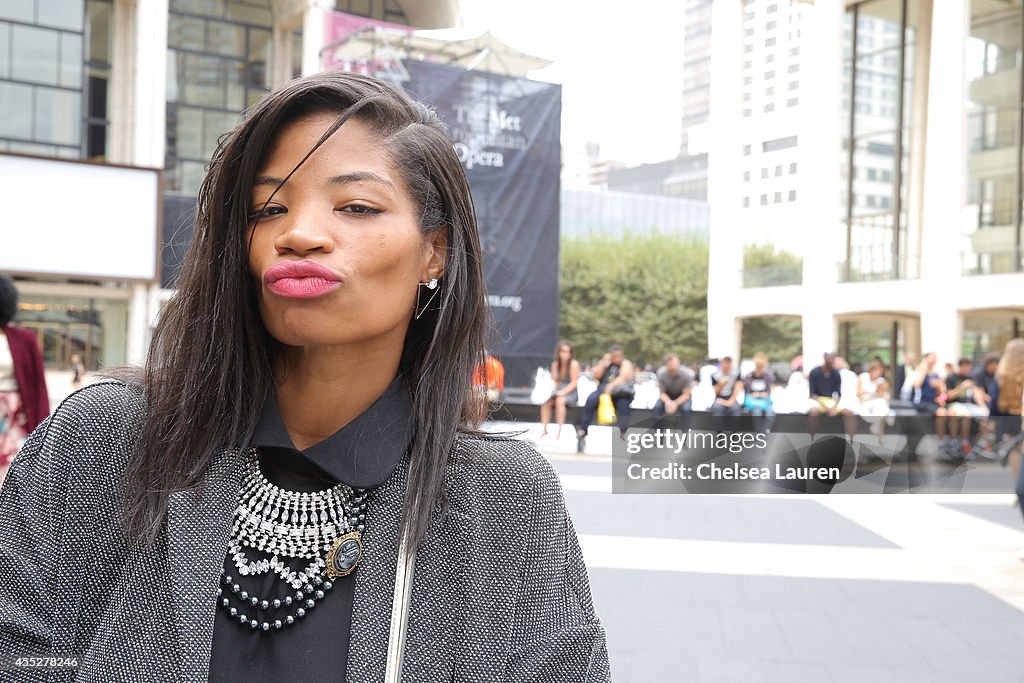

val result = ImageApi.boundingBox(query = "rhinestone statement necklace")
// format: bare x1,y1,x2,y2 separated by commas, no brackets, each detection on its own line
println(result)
217,447,368,633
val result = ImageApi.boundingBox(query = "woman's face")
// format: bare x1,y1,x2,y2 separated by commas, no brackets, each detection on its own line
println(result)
247,113,445,350
558,345,571,359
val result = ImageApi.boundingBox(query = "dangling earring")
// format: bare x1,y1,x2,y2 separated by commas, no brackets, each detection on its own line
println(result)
414,277,440,320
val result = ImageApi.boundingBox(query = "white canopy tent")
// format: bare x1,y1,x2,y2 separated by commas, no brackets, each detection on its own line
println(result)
320,23,552,82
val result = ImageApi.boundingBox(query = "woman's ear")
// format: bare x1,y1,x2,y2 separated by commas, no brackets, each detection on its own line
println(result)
422,227,448,281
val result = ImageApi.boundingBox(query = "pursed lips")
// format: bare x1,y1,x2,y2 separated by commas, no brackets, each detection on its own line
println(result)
263,260,343,299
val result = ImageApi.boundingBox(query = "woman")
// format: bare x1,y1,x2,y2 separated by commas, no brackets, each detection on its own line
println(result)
856,358,891,443
0,274,49,477
0,73,610,681
540,341,580,439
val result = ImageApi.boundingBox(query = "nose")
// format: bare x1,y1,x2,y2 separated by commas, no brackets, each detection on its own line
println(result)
273,208,334,256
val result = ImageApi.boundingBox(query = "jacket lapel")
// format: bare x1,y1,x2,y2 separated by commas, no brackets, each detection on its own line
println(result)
346,453,409,680
167,448,244,683
346,452,470,682
402,484,471,682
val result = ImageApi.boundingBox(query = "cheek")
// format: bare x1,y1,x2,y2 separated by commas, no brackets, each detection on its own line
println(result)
354,228,423,281
246,226,268,278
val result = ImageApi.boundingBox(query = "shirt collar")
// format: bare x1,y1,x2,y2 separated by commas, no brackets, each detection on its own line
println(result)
252,374,413,488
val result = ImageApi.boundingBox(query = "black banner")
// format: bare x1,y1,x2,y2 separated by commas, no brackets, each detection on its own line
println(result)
402,61,562,385
160,192,197,290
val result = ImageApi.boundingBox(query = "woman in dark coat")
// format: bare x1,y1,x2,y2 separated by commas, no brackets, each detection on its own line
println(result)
0,73,610,681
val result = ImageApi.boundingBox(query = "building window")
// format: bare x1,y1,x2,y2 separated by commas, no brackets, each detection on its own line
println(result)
762,135,798,152
775,165,782,176
761,167,769,179
787,97,799,107
773,191,782,203
760,194,768,205
743,170,751,182
788,189,797,201
764,103,775,113
843,0,919,282
789,162,797,174
166,0,275,194
743,197,750,208
743,144,752,156
0,0,113,160
963,0,1024,274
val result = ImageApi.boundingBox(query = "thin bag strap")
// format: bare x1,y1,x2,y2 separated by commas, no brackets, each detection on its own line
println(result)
384,466,418,683
384,539,417,682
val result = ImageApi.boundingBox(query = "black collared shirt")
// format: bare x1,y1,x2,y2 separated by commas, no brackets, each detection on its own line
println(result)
208,375,413,683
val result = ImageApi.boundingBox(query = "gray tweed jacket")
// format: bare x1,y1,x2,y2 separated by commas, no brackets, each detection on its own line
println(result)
0,381,611,682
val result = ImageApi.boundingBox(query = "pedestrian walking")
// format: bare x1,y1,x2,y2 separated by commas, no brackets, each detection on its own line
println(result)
0,274,49,482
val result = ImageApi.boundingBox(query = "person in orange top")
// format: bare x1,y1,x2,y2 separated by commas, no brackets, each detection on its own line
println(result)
474,351,505,401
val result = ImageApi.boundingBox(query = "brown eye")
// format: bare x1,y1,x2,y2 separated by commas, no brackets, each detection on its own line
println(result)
338,204,382,215
248,205,287,221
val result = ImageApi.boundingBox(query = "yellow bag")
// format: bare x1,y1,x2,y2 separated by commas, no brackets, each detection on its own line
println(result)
597,393,617,425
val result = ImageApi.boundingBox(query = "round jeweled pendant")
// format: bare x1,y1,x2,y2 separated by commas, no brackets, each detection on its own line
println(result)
325,531,363,578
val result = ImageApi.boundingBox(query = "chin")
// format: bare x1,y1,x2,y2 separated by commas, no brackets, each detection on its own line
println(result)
265,318,402,351
266,326,362,348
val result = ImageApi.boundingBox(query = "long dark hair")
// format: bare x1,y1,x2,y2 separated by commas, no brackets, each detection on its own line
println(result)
111,72,488,553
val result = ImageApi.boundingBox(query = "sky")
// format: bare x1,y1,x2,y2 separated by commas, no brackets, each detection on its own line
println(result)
459,0,686,166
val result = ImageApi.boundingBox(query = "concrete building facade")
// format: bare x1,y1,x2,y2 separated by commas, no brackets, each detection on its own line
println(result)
707,0,1024,370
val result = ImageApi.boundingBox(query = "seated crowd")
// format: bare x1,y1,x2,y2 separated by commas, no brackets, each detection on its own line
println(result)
536,340,1023,460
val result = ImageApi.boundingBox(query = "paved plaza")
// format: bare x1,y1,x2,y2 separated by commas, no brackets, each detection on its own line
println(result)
499,423,1024,682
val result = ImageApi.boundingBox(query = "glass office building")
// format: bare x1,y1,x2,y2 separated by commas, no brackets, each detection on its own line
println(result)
0,0,113,160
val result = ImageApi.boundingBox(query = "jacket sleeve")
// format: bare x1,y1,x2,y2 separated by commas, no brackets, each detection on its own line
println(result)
503,457,612,682
0,417,59,682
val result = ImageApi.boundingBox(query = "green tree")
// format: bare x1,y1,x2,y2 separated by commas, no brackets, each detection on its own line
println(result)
560,231,709,367
742,243,803,287
740,317,802,364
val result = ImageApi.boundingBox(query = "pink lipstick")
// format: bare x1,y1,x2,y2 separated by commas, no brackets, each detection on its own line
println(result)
263,260,343,299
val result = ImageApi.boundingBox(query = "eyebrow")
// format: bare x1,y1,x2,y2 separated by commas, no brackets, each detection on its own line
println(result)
252,171,395,190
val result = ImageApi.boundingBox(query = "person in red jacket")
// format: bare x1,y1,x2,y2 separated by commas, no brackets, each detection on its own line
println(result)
0,274,49,470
